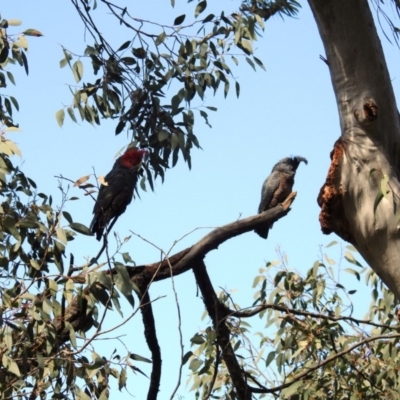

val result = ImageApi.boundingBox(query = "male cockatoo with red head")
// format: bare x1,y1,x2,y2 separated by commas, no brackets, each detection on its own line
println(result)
90,147,148,241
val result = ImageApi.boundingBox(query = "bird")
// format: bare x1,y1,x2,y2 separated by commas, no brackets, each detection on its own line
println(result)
255,156,307,239
90,147,148,241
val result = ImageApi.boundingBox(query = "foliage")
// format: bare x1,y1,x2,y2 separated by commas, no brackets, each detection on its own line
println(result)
56,0,299,189
0,18,149,400
187,244,400,399
2,1,400,400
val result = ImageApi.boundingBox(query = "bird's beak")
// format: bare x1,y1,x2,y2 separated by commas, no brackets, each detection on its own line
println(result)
297,157,308,165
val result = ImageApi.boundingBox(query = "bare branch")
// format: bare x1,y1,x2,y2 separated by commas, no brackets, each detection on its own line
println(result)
127,192,296,284
137,287,162,400
192,260,252,400
228,303,399,330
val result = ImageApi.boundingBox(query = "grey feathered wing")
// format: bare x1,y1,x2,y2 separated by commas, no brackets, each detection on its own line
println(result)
254,171,280,239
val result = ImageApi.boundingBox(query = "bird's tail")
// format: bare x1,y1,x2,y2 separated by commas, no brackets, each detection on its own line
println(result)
90,216,105,241
254,225,269,239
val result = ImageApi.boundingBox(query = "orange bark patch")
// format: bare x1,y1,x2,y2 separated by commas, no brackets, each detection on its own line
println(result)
317,139,355,244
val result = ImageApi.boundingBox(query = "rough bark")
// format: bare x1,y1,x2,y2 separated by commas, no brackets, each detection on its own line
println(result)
309,0,400,298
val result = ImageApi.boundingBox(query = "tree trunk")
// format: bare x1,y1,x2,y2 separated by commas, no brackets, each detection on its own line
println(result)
309,0,400,298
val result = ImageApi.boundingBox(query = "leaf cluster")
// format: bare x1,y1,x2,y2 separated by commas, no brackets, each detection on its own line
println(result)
187,244,400,399
59,0,273,188
0,20,151,399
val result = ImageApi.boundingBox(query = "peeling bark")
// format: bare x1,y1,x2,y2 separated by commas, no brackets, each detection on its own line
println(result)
309,0,400,298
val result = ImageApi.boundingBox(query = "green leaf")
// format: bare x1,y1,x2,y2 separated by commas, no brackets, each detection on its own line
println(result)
7,19,22,26
64,322,77,348
203,13,214,23
246,57,256,71
129,353,152,363
240,40,253,55
56,227,68,245
281,381,303,398
174,14,186,25
189,358,202,372
274,271,286,286
2,355,21,377
344,251,363,267
158,130,169,142
22,28,43,36
0,46,9,63
191,334,204,344
10,96,19,111
76,388,91,400
3,326,13,352
235,81,240,98
30,259,41,270
253,56,266,71
65,279,74,304
265,350,275,367
114,262,135,308
195,1,207,17
115,119,126,135
121,252,135,264
67,107,77,123
155,31,166,46
69,222,93,236
324,254,336,265
6,71,15,85
171,134,179,150
121,57,136,65
325,240,338,247
224,81,229,98
72,60,84,83
132,47,146,58
60,58,69,68
98,389,109,400
118,368,126,391
48,279,58,298
182,351,193,365
117,40,131,52
55,109,65,127
344,268,360,281
199,110,211,128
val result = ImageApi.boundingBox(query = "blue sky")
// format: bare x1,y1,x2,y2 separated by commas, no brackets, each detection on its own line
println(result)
2,0,400,398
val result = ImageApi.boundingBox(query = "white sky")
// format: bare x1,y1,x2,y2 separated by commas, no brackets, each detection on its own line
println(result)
2,0,400,398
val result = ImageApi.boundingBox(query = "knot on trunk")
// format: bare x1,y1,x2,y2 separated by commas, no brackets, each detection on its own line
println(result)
354,99,378,124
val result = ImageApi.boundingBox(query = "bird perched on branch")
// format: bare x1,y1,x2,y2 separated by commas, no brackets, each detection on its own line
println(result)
90,147,148,241
255,156,307,239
